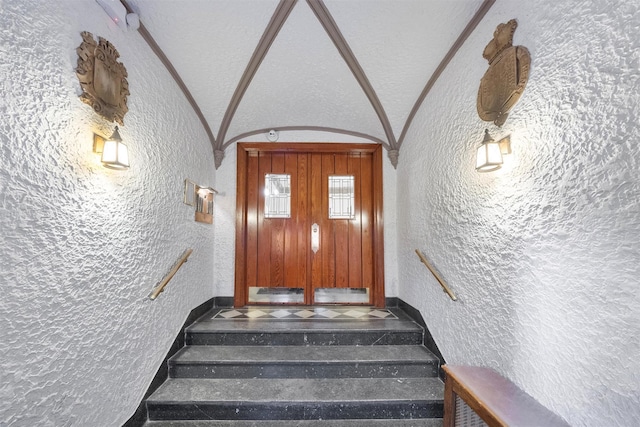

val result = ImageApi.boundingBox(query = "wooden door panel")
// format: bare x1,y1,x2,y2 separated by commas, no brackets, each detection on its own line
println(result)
271,152,285,172
270,216,285,287
284,153,300,289
288,153,311,301
360,153,374,288
348,153,363,288
269,153,285,287
245,153,259,288
310,153,323,292
257,152,272,287
333,153,350,288
235,143,385,307
320,153,336,288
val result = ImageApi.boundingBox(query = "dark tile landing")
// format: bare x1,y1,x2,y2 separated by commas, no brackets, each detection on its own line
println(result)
187,307,423,346
143,306,444,426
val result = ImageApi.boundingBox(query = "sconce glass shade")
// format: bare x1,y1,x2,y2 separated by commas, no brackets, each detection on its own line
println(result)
476,129,503,172
101,126,129,169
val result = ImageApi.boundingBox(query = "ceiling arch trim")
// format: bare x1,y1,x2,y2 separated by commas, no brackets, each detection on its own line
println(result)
216,0,298,154
223,126,389,150
397,0,496,151
122,0,217,151
306,0,397,153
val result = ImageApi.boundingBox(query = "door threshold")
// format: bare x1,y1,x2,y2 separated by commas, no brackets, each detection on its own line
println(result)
213,306,397,320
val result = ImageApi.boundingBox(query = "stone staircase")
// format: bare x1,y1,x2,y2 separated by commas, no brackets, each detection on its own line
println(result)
142,306,444,426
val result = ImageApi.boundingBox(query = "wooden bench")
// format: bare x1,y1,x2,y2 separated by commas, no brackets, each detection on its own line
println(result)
443,365,571,427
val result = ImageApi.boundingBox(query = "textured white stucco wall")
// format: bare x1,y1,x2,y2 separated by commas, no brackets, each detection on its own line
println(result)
213,130,399,299
398,1,639,426
0,1,215,425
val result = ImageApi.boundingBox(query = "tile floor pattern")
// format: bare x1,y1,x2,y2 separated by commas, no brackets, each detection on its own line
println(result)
213,307,397,320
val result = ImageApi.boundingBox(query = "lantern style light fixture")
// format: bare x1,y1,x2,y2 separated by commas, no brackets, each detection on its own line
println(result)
475,129,511,172
93,126,130,169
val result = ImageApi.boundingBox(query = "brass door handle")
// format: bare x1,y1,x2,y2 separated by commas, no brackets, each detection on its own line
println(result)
311,223,320,253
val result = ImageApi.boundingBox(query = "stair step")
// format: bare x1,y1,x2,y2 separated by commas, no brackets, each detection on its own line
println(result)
169,345,439,379
145,419,444,426
147,377,444,421
186,309,423,346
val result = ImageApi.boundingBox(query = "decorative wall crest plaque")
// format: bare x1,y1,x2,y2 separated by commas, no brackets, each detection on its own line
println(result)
76,32,129,125
477,19,530,127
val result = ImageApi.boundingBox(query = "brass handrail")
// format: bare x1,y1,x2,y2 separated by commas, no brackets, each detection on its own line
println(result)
149,249,193,300
415,249,457,301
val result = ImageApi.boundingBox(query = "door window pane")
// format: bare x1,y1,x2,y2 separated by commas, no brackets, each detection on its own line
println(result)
265,174,291,218
328,175,355,219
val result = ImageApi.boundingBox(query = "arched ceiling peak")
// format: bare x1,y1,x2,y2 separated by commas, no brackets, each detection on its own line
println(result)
123,0,494,169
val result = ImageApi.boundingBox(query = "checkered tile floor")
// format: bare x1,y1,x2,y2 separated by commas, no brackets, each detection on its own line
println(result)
213,307,397,320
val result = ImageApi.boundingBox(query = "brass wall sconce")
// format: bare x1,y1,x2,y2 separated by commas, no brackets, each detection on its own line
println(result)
93,126,130,169
195,186,217,224
184,179,217,224
476,129,511,172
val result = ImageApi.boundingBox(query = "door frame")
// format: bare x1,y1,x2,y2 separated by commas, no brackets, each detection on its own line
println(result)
234,142,385,307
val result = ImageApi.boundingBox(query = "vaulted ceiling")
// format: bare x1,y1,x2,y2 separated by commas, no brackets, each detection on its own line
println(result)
123,0,493,168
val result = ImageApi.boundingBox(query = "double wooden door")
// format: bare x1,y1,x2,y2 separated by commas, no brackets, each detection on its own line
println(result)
234,143,385,307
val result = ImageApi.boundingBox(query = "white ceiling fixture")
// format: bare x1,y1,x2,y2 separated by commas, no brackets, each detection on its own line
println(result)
96,0,139,30
267,130,279,142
